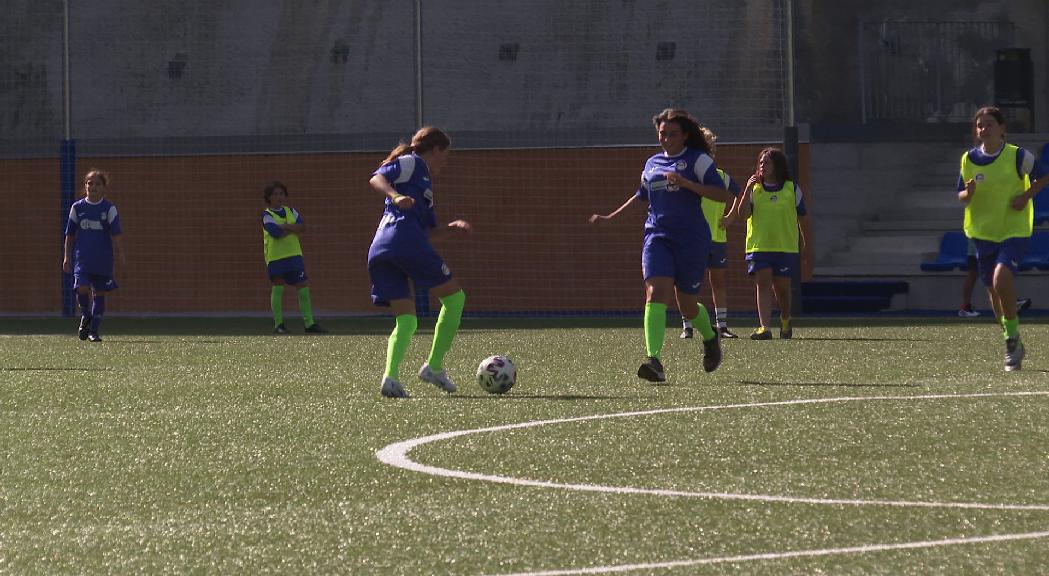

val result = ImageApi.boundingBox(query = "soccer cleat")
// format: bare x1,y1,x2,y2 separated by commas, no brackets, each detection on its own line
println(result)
273,323,289,334
304,323,328,334
87,333,102,343
380,376,410,398
750,327,773,340
78,317,90,341
718,326,738,339
680,326,694,339
957,307,980,318
702,331,722,372
637,356,666,382
418,363,457,393
780,324,793,340
1005,337,1025,372
1017,298,1033,314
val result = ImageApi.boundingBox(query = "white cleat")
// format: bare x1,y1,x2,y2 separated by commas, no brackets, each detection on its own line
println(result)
418,364,457,393
1005,338,1025,372
380,376,410,398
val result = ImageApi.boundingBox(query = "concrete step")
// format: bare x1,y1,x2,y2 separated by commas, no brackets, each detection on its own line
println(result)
826,250,932,266
877,206,964,221
861,219,960,232
814,264,932,276
845,234,941,253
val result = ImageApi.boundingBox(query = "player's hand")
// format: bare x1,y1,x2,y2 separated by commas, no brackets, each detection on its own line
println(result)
447,219,472,232
589,214,611,223
719,214,733,229
393,194,415,210
62,258,71,274
1010,193,1030,210
664,172,683,186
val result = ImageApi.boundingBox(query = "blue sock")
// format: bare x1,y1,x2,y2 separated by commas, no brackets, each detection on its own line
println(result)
90,294,106,333
77,292,92,319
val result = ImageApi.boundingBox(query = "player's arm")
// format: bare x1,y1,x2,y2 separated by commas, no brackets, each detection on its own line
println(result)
282,210,305,234
668,175,733,202
62,233,75,273
589,194,641,223
736,175,758,219
797,192,813,280
1012,152,1049,210
369,173,415,211
430,219,473,242
112,234,127,267
957,175,976,204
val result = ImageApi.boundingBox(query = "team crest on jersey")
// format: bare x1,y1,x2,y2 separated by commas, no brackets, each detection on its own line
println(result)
675,160,687,171
769,195,779,203
975,173,985,182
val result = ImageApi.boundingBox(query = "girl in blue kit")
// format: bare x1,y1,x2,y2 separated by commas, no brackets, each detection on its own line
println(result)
62,169,125,342
367,127,472,398
590,109,732,382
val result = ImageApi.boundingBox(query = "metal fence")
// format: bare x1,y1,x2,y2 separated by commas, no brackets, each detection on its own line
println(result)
858,20,1015,124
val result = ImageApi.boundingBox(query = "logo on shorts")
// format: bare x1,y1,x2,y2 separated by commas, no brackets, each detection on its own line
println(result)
691,282,701,289
778,267,789,273
442,264,451,275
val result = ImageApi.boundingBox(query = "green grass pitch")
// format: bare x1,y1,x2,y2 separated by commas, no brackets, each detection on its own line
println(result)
2,316,1048,574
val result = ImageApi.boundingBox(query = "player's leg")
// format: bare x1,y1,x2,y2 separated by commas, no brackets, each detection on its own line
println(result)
708,268,735,338
74,281,92,340
772,275,793,339
289,276,326,333
752,268,774,339
959,256,980,317
370,259,415,398
675,288,693,339
270,277,287,333
87,276,117,342
420,278,465,393
639,277,672,382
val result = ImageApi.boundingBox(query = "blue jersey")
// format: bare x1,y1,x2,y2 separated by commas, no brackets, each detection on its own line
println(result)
636,147,725,241
65,197,122,275
373,154,438,232
955,145,1047,191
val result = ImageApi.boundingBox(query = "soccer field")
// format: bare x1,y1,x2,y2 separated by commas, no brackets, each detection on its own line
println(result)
3,317,1048,574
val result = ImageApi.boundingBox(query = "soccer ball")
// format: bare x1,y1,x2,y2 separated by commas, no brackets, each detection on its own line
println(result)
476,355,517,394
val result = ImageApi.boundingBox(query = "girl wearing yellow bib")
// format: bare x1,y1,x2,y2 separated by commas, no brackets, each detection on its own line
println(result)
262,181,326,334
737,148,812,340
957,106,1049,371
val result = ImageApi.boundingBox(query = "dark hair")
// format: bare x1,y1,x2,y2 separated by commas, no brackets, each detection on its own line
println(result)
263,180,288,204
758,147,792,184
381,126,452,167
84,168,109,186
972,106,1007,144
652,109,711,154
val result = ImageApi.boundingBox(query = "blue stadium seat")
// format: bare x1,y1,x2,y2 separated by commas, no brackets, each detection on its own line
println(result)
1018,230,1049,271
920,231,969,271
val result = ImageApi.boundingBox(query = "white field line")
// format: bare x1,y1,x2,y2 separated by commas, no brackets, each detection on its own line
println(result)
376,391,1049,512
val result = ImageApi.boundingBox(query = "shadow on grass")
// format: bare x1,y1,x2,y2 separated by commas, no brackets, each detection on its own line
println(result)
789,337,933,342
737,379,921,388
448,394,628,400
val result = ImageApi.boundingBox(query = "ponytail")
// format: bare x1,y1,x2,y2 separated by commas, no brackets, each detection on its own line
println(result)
380,126,451,167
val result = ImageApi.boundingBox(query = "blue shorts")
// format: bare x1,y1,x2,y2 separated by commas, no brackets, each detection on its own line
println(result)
707,242,728,270
746,252,798,277
973,237,1030,287
267,256,308,285
73,273,118,292
642,233,708,295
368,239,453,307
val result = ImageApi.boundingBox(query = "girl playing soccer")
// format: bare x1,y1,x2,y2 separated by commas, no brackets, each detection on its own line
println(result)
737,148,812,340
590,109,732,382
367,127,472,398
62,169,125,342
957,106,1048,371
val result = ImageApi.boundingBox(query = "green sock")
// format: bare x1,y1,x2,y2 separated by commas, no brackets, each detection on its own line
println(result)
644,302,667,358
690,304,716,341
1004,316,1020,339
427,290,465,371
1000,316,1009,338
270,285,284,326
297,287,315,326
385,314,418,380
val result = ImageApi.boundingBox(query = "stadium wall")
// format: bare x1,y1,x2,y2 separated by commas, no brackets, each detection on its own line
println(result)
5,143,810,317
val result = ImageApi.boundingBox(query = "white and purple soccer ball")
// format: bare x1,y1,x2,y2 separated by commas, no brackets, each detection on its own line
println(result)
476,355,517,394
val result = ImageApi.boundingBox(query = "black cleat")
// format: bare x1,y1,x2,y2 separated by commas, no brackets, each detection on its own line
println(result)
1017,298,1033,314
702,330,722,372
304,323,328,334
780,325,793,340
273,323,289,335
718,326,738,339
637,356,666,382
679,326,694,339
750,327,773,340
1005,337,1025,372
78,317,90,341
87,333,102,342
